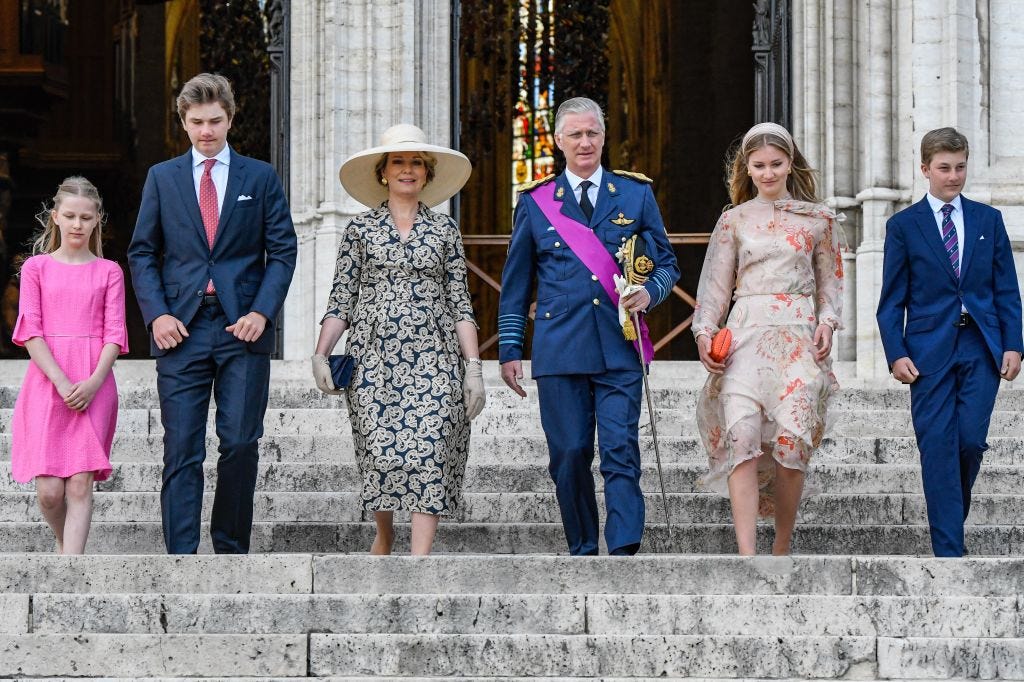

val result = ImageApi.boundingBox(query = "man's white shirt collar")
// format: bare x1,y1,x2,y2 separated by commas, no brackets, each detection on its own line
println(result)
926,192,962,215
191,145,232,168
564,166,603,191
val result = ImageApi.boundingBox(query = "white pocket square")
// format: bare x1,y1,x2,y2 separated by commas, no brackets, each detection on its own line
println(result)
237,194,253,201
546,226,556,231
979,235,985,240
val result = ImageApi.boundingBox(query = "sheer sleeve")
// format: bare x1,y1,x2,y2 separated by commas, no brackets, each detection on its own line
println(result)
692,211,738,339
813,214,844,330
444,217,477,326
12,257,43,347
321,220,364,324
102,262,129,353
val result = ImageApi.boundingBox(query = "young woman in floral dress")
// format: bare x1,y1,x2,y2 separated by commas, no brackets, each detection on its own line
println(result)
693,123,844,556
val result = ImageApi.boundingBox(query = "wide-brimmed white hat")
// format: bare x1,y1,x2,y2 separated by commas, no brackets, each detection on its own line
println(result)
339,124,472,208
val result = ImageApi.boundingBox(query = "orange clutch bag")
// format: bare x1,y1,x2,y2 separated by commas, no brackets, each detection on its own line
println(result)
709,328,732,363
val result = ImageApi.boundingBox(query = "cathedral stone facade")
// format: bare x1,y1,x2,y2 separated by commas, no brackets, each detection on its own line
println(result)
285,0,1024,382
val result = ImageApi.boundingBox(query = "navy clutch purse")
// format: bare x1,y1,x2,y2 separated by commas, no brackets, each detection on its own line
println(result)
328,354,355,388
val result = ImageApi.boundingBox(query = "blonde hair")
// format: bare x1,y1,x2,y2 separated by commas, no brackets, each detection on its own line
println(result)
726,123,818,206
373,151,438,185
921,127,969,165
176,73,236,121
33,176,105,257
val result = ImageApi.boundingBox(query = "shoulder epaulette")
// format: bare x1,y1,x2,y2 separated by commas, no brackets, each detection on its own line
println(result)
518,174,555,193
612,169,654,184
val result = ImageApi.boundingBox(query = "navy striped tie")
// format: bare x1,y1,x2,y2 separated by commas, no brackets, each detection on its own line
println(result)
941,203,959,278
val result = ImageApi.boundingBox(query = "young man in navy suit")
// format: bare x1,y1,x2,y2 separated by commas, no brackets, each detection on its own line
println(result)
128,73,297,554
877,127,1022,557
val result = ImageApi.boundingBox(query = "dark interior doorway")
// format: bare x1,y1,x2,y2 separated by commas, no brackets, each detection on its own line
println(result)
0,0,278,358
458,0,760,360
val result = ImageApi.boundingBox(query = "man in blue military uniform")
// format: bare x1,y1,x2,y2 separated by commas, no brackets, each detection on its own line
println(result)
498,97,679,555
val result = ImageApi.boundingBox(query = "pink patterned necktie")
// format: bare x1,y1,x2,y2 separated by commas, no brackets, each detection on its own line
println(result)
199,158,218,293
941,203,959,278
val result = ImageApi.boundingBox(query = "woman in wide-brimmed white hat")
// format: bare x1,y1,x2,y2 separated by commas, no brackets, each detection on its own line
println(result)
311,124,484,555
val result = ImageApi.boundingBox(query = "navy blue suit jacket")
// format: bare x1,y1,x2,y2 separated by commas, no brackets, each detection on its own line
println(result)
877,195,1023,375
498,169,679,377
128,148,297,356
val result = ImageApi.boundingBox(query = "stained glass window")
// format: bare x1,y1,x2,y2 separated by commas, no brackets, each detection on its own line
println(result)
512,0,555,207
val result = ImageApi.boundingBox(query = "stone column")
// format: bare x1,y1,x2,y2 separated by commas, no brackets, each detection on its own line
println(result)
852,0,903,380
793,0,861,365
284,0,453,359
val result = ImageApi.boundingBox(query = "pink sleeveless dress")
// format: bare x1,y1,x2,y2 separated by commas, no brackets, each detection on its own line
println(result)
10,255,128,483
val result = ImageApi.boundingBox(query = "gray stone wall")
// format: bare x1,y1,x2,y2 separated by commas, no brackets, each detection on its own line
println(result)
284,1,1024,385
285,0,453,360
794,0,1024,379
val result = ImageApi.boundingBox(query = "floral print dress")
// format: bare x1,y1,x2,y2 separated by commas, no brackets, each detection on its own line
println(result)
323,203,476,515
692,197,844,516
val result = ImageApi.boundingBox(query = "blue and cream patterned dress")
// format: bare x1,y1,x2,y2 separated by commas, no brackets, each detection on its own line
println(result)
323,202,476,514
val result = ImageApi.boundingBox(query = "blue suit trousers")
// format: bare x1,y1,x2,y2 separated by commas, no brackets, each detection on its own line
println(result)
536,370,645,555
908,322,999,557
156,301,270,554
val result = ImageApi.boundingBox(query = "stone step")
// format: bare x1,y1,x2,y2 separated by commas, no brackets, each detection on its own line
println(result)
307,633,878,678
0,636,1017,678
3,407,1024,438
0,634,305,677
20,593,1017,638
3,378,1023,411
1,630,1018,678
1,521,1021,554
0,554,312,594
467,409,1024,438
306,633,1024,678
4,462,1021,494
5,555,1023,596
2,491,1022,526
5,433,1024,465
26,593,583,636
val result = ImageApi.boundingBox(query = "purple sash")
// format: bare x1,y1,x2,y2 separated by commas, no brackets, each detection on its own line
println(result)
533,183,655,363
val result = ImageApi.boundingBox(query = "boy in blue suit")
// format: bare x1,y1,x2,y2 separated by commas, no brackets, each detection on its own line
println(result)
128,74,297,554
877,127,1022,557
498,97,679,555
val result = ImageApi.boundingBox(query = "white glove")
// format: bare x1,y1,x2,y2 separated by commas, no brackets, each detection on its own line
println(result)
613,273,646,329
463,360,486,420
311,354,344,395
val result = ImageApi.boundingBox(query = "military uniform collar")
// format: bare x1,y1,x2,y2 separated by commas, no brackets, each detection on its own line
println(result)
564,166,604,192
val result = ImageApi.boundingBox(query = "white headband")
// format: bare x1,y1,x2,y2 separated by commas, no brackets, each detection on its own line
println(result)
742,122,795,157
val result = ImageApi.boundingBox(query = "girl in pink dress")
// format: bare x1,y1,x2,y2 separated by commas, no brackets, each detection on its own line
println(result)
11,176,128,554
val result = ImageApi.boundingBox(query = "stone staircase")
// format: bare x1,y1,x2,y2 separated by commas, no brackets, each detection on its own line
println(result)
1,360,1022,679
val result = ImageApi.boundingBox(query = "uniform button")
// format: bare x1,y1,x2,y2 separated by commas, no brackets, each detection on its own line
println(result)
593,298,600,305
591,274,599,281
544,312,551,318
621,236,627,242
208,259,214,266
196,290,204,296
554,241,561,247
